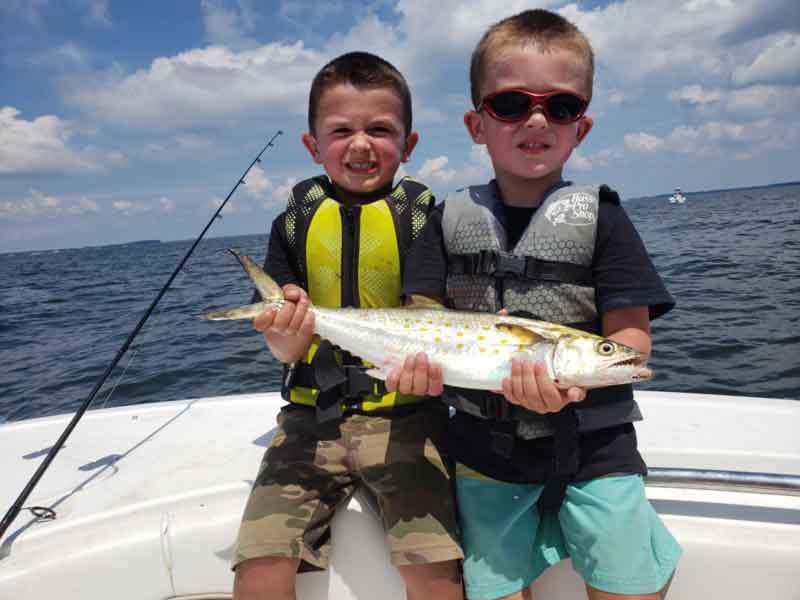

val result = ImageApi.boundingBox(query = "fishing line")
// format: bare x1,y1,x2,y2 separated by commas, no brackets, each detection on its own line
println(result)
7,248,195,412
99,252,195,410
0,131,283,542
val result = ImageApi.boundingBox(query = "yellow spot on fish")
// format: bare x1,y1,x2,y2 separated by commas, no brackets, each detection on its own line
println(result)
457,331,464,337
477,335,485,341
435,337,442,343
456,343,464,350
420,328,429,332
427,320,433,325
500,338,508,344
479,347,486,353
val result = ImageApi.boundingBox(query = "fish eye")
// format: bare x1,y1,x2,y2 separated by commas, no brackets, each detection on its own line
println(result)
597,341,616,355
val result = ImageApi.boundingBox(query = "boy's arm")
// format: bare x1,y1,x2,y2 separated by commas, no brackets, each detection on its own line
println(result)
386,208,448,396
603,305,651,354
385,294,445,396
253,284,315,363
501,307,650,413
253,215,315,364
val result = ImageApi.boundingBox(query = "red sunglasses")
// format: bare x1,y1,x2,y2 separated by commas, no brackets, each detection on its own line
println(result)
478,89,588,124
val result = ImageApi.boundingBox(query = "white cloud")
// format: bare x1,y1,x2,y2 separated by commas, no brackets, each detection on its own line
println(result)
726,84,800,116
112,200,150,215
625,118,781,157
443,145,494,192
242,165,274,198
213,172,296,213
624,132,665,153
416,155,456,185
568,150,593,172
669,84,723,106
67,43,322,129
396,0,558,59
562,0,799,87
201,0,258,49
270,177,298,209
0,106,122,174
31,43,93,69
0,189,102,218
606,89,631,106
567,147,622,172
732,33,800,86
159,197,175,213
67,196,100,215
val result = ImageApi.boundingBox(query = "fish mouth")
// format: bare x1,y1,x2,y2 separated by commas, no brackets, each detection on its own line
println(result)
611,357,653,381
630,368,654,382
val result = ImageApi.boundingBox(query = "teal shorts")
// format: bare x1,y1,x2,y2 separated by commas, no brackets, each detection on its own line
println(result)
456,469,681,599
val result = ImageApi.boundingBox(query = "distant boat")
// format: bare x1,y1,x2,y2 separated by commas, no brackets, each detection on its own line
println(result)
669,187,687,204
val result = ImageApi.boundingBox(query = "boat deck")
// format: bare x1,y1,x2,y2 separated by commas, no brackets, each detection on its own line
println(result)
1,391,798,599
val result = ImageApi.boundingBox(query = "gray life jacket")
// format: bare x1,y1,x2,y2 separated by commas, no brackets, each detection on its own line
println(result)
441,181,642,440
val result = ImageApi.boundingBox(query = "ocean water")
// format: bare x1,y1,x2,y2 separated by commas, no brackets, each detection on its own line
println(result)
1,183,798,423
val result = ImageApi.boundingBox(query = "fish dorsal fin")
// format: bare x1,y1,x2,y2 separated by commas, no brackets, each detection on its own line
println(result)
229,249,284,304
405,295,447,309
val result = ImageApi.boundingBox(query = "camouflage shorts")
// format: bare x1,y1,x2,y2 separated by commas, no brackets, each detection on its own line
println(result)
232,404,463,570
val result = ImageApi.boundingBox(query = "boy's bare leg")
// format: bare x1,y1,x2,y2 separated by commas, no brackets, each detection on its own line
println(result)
486,585,665,600
487,589,532,600
398,560,464,600
233,556,300,600
586,586,663,600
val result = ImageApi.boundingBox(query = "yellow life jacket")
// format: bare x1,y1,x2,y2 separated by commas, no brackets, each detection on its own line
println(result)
281,174,434,413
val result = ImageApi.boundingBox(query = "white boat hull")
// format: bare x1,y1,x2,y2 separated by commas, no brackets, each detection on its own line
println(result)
1,391,799,599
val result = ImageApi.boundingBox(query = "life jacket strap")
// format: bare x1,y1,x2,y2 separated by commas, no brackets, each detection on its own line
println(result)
448,250,593,286
537,405,580,514
282,341,391,423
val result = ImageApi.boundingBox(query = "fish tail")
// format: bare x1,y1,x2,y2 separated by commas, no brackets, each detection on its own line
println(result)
200,249,284,321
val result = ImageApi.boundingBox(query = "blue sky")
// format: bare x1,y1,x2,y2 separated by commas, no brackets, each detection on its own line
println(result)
1,0,798,252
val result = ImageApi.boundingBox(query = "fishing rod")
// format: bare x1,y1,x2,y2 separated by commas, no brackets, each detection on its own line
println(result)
0,130,283,542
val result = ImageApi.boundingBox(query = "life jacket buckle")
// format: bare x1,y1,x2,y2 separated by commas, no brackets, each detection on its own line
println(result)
340,366,382,399
486,251,526,278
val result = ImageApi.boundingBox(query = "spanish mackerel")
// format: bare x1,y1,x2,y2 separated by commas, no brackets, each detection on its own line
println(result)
203,251,652,390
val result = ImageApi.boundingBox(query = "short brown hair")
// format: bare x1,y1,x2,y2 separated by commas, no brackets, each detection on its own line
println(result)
469,9,594,108
308,51,412,135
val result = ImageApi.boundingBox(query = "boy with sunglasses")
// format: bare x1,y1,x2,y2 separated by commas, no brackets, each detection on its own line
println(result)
388,9,681,600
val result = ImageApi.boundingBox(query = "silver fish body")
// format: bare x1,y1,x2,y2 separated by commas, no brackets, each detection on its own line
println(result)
203,251,653,390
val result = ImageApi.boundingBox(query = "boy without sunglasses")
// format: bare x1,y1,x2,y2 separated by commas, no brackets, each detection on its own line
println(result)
389,9,681,600
232,52,463,600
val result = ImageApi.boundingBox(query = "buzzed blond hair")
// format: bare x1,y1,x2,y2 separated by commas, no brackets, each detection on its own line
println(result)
469,9,595,107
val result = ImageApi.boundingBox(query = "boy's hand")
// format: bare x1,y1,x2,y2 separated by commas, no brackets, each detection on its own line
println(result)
253,284,315,363
385,352,444,397
501,359,585,414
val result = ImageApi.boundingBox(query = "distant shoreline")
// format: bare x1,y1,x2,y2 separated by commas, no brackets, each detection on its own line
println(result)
4,180,798,254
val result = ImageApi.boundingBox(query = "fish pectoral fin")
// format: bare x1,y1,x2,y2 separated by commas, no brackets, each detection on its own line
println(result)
404,295,447,309
364,354,405,381
494,321,554,344
364,366,391,381
202,302,267,321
